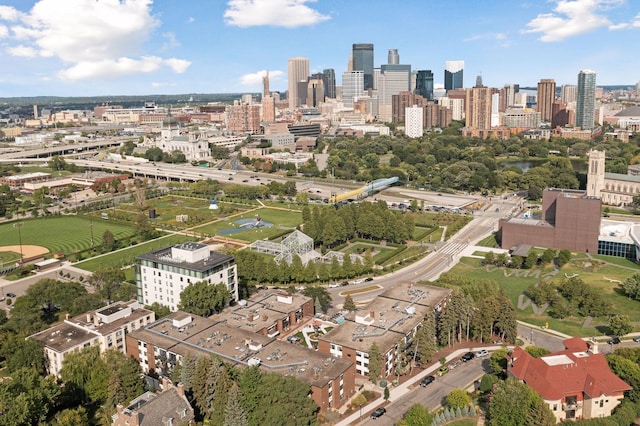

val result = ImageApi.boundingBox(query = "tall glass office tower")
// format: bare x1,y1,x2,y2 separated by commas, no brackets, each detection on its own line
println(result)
414,70,434,101
576,69,596,130
322,68,336,99
352,44,374,90
444,60,464,91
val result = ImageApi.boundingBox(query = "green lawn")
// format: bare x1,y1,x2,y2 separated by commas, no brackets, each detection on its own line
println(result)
448,256,640,337
0,251,21,266
0,216,134,256
476,233,499,248
75,233,192,271
193,207,302,242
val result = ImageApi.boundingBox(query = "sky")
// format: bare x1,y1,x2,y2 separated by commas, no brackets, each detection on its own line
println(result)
0,0,638,97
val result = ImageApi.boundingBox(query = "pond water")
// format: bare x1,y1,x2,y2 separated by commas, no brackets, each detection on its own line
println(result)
500,159,587,173
218,218,274,235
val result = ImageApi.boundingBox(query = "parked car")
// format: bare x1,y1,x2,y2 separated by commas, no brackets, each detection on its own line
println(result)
6,292,16,298
476,349,489,357
449,360,461,370
461,352,475,362
437,366,449,376
340,281,349,287
420,375,435,387
370,408,386,419
608,337,621,345
364,277,374,282
633,336,640,342
328,283,339,288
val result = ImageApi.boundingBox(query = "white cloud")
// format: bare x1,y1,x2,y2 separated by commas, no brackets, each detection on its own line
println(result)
609,22,629,30
187,17,195,23
162,32,180,50
164,58,191,74
524,0,624,42
3,0,190,80
463,33,507,42
0,25,8,38
0,5,21,21
224,0,330,28
239,69,283,86
632,13,640,27
151,82,169,88
7,44,38,57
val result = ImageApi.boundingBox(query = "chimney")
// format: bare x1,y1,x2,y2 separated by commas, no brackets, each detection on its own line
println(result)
162,376,171,392
93,313,100,326
588,338,599,354
86,313,91,322
370,310,375,319
176,382,186,399
65,313,70,321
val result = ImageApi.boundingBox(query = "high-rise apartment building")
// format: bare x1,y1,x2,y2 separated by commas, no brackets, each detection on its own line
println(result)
388,49,399,65
444,60,464,91
352,44,374,90
342,71,364,108
226,100,261,134
504,84,520,108
577,70,597,130
537,79,556,123
323,68,336,99
465,81,494,130
414,70,434,101
405,106,424,138
392,91,428,123
561,84,578,104
287,57,310,110
261,95,275,122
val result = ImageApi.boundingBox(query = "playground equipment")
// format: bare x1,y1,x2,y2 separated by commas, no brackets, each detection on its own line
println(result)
329,176,399,203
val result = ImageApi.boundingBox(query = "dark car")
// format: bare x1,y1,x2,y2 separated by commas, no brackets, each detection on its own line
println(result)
370,407,386,419
6,292,16,298
633,336,640,343
461,352,475,362
340,281,349,287
420,375,435,387
608,337,621,345
364,277,374,282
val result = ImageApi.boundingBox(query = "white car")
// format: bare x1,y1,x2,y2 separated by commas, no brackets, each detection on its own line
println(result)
476,349,489,357
328,283,339,288
352,279,364,284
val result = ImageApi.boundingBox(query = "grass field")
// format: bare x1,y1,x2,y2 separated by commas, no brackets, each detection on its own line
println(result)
0,216,135,256
193,207,302,242
0,251,21,265
75,233,193,272
448,256,640,337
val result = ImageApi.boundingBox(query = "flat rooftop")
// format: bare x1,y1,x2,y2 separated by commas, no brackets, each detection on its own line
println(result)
216,290,311,331
131,311,351,387
30,321,98,352
319,284,451,353
137,245,234,273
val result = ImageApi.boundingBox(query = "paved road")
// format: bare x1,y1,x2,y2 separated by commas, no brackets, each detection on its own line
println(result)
374,356,489,426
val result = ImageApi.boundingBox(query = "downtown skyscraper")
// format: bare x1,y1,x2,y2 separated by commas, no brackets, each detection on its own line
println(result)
352,44,374,90
288,57,309,110
414,70,434,101
576,70,597,130
444,60,464,91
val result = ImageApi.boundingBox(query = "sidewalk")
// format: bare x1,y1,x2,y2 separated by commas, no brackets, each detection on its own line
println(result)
336,344,508,426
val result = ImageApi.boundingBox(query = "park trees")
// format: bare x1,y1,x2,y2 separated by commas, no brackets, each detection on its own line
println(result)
302,286,332,314
88,266,129,303
343,294,356,312
101,229,116,251
609,314,633,337
0,367,61,425
446,389,471,409
486,378,555,426
178,281,231,317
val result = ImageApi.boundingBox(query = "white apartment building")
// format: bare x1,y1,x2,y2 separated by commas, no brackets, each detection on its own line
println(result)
136,242,238,311
405,106,424,138
29,300,155,376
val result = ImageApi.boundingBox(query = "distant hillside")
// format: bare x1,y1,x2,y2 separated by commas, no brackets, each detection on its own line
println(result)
0,93,260,108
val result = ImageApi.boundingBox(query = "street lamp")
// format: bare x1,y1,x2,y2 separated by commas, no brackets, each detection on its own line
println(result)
13,222,24,264
359,403,363,421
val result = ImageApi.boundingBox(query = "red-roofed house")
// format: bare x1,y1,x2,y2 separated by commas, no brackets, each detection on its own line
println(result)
508,338,631,423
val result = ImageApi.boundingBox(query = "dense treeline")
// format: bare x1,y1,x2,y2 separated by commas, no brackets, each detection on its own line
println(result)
176,354,318,426
321,130,639,197
302,201,415,247
234,249,374,287
526,276,612,319
433,273,518,344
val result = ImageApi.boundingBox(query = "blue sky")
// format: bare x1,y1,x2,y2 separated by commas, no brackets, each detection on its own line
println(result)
0,0,638,97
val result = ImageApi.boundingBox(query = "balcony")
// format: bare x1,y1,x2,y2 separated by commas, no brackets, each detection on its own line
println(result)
562,402,583,411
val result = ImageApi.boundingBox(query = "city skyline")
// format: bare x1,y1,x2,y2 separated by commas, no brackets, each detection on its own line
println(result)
0,0,639,97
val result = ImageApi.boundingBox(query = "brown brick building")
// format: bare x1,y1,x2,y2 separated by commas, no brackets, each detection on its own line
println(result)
499,189,601,253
